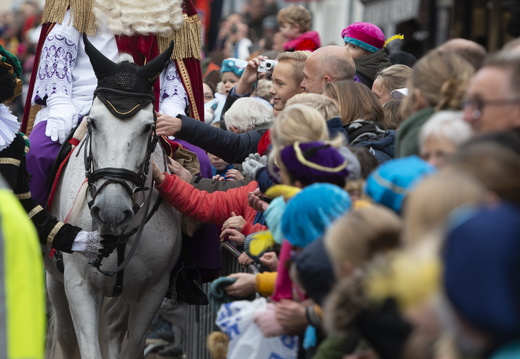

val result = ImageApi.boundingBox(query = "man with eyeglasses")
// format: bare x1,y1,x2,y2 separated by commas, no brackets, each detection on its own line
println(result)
463,51,520,134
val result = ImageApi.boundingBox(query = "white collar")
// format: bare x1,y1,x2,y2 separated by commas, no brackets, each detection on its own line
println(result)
0,104,20,152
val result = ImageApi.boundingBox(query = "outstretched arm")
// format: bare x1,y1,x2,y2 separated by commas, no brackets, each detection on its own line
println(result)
156,114,262,163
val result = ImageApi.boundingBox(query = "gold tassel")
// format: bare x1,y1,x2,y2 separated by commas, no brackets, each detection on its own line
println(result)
42,0,97,35
70,0,97,35
159,14,202,60
42,0,70,26
384,34,404,47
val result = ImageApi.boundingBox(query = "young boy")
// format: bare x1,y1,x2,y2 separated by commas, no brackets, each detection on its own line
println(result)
276,5,320,52
341,22,397,88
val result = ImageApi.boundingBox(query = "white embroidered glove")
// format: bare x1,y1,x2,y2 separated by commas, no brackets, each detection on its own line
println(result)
71,231,103,264
45,95,78,144
242,153,268,179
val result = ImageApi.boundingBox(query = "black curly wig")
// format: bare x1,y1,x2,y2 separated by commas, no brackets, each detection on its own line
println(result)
0,66,16,104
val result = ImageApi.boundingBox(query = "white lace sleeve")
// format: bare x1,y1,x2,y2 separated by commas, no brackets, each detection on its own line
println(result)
33,27,79,105
159,60,188,116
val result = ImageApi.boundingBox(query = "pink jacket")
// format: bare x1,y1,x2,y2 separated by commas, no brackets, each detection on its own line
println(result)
283,31,321,52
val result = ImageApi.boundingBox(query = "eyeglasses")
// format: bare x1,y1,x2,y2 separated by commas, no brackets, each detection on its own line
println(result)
463,97,520,119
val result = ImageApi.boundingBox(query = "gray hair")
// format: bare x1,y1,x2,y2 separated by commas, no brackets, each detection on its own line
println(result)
224,97,274,133
419,111,473,148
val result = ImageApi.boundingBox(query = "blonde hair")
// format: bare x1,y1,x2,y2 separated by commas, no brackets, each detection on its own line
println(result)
270,104,329,149
269,104,331,180
401,50,474,118
324,80,384,125
325,205,402,277
93,0,184,37
276,51,311,88
286,93,341,121
375,64,413,95
402,170,486,245
276,5,311,33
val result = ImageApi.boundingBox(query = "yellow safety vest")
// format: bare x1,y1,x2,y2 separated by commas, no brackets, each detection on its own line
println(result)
0,187,45,359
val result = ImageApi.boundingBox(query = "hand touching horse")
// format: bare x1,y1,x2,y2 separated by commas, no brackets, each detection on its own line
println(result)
46,36,181,359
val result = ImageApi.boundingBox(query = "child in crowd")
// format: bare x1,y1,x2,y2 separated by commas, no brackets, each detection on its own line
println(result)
205,58,248,124
341,22,398,87
208,153,234,180
276,5,321,52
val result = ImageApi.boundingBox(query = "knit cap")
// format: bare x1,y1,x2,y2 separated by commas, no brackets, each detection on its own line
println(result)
341,22,386,53
443,201,520,346
281,141,350,185
365,155,435,213
220,58,248,78
282,183,351,248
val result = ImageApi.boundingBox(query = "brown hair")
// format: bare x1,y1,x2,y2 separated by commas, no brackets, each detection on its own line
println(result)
276,5,312,33
444,142,520,206
401,50,474,118
324,80,384,125
382,99,405,130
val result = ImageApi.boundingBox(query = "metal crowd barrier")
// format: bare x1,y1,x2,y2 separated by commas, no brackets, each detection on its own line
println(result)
183,242,259,359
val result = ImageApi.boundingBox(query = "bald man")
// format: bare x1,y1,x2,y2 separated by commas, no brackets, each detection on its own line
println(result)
437,38,487,70
300,45,356,93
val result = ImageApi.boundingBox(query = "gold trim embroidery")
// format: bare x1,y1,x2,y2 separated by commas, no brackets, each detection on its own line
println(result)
47,222,64,247
106,100,141,115
16,192,31,200
293,142,348,173
28,205,44,219
0,158,21,166
176,59,200,121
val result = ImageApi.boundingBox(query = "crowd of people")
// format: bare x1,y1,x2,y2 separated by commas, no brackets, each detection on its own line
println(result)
1,0,520,359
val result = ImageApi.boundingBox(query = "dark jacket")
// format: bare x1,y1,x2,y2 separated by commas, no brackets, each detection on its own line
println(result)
345,120,394,163
0,133,80,252
354,48,392,88
176,115,269,163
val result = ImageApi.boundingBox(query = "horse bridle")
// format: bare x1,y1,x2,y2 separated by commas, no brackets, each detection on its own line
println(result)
84,88,159,214
83,87,163,284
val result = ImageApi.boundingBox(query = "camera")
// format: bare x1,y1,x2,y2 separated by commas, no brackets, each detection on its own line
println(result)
258,59,276,73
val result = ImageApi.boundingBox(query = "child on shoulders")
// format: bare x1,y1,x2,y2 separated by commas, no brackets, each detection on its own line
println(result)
277,5,321,52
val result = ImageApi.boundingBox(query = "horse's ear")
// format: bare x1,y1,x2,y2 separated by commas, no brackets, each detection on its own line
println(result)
82,33,119,80
138,41,175,85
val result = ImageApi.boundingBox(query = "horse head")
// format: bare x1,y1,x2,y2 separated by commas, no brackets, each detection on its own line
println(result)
83,34,173,235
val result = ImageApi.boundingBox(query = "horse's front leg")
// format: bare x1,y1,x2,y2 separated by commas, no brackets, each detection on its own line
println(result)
119,278,171,359
101,297,130,358
63,264,105,359
46,273,80,358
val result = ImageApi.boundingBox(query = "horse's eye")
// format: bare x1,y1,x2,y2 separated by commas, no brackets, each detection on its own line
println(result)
89,118,97,130
143,124,153,134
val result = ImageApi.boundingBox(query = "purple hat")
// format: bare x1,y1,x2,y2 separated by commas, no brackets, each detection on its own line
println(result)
341,22,385,53
281,141,350,186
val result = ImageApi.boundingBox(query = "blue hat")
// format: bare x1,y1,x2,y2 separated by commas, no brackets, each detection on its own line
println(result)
443,201,520,345
282,183,351,248
220,58,248,78
365,156,435,213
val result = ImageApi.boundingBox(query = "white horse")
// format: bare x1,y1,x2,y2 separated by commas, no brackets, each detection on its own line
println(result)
45,37,181,358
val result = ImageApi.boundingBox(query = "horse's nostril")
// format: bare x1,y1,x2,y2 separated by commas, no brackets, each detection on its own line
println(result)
91,205,101,222
121,209,133,225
